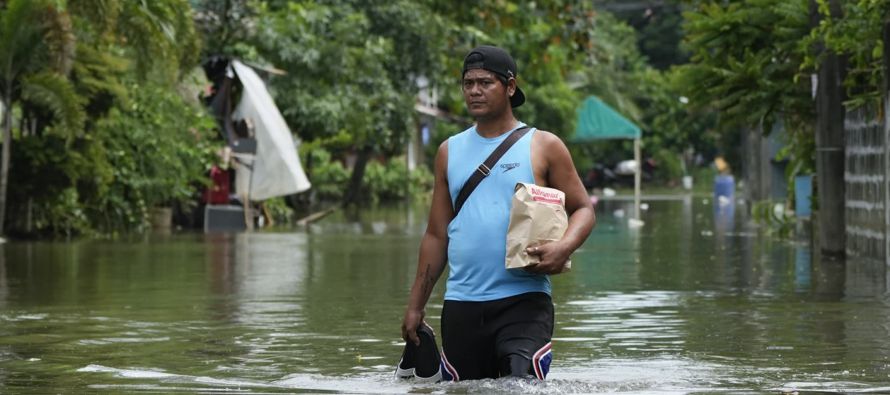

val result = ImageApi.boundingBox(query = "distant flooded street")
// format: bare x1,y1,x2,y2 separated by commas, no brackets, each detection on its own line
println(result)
1,198,889,393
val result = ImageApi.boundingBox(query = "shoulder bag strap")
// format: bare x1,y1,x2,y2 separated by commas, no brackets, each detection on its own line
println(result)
453,126,532,216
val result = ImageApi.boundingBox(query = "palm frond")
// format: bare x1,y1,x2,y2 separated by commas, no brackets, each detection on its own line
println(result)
68,0,122,38
0,0,51,84
72,43,129,102
21,71,86,140
118,0,199,82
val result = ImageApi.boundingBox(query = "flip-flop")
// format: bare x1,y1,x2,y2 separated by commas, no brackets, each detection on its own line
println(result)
395,323,442,382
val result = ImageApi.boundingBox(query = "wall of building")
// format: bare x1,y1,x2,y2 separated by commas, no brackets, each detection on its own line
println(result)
844,106,885,260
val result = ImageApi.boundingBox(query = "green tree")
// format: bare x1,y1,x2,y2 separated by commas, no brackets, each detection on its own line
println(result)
427,0,596,137
607,2,689,70
191,0,257,58
3,0,212,236
435,1,715,182
677,0,816,187
245,0,446,205
679,0,813,133
0,0,84,235
187,0,723,208
803,0,890,109
86,83,217,232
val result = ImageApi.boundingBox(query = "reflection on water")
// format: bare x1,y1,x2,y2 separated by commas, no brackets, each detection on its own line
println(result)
795,246,811,292
1,199,889,393
0,250,6,309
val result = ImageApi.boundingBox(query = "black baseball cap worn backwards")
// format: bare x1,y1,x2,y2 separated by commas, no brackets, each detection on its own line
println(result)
462,45,526,108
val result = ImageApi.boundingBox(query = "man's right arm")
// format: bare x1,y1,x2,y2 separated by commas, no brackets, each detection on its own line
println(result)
401,141,453,345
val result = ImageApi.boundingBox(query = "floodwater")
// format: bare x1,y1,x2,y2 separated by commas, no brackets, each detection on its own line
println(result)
1,197,889,394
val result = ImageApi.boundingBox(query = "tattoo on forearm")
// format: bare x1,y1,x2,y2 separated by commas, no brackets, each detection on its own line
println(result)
418,265,431,293
418,263,438,295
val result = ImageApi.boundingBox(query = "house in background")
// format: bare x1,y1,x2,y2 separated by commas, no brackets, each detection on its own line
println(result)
201,58,311,231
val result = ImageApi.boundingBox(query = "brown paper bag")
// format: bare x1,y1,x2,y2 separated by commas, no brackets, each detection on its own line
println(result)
505,183,571,273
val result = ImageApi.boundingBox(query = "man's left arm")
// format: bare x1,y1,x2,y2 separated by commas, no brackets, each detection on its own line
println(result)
525,132,596,274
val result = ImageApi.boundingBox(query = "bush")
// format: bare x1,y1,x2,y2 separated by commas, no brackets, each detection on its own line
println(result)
301,146,433,205
751,199,795,238
30,187,92,239
8,82,218,236
263,196,295,225
303,147,350,201
652,148,684,184
407,164,434,200
88,83,218,232
363,161,400,203
362,157,433,204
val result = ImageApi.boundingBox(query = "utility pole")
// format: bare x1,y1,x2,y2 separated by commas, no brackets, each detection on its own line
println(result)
811,0,846,258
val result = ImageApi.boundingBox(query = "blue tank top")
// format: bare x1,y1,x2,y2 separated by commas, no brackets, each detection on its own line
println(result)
445,123,551,301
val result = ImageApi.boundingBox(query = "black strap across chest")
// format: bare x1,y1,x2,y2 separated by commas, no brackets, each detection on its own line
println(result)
453,125,532,216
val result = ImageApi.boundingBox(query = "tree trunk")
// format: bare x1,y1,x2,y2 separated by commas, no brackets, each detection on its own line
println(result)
0,96,11,236
811,0,847,258
343,145,373,206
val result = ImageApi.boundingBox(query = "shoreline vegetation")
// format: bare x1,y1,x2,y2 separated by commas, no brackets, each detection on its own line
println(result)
1,0,885,240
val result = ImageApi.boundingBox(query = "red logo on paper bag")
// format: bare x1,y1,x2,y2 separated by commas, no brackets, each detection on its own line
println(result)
529,186,563,205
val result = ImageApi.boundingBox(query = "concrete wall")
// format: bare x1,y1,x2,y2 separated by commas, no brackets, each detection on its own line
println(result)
844,106,885,260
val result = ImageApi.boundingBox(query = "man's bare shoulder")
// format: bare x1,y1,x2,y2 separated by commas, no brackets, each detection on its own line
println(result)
532,129,567,149
433,139,448,160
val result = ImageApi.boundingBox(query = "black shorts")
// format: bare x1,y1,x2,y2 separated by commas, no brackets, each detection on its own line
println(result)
439,292,554,381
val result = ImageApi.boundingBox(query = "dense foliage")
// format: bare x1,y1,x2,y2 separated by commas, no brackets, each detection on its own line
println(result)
3,0,888,237
1,0,215,237
679,0,889,194
803,0,890,108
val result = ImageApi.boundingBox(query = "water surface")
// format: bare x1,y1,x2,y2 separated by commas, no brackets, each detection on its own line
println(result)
1,198,889,393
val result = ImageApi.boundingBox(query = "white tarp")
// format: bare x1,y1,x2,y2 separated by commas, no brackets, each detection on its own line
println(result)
231,60,311,200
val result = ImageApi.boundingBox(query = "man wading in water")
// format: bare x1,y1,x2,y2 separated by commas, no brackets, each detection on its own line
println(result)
399,45,595,381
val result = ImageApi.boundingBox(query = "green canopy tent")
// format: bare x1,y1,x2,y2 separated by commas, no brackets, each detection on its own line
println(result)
572,96,644,223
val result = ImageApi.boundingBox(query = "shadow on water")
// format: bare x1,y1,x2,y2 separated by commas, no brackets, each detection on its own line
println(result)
1,200,890,393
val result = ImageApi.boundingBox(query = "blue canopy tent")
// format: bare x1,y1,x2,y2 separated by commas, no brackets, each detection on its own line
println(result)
572,96,644,223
